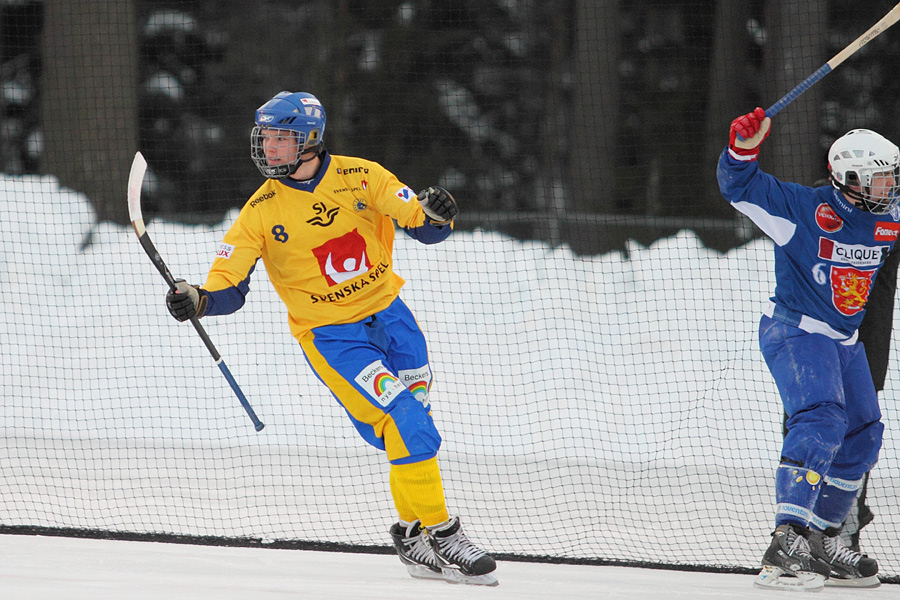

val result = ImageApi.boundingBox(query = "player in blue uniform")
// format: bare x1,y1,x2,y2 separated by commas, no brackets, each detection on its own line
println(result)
841,243,900,552
784,225,900,555
718,108,900,591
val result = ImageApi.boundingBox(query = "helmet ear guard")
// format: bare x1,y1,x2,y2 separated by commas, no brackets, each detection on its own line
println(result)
828,128,900,214
251,91,326,179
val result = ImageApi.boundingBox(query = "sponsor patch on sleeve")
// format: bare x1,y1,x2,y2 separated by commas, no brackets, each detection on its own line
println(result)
216,242,235,259
394,186,416,203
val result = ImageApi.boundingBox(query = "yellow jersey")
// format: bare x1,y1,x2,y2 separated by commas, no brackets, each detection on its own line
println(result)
202,152,449,338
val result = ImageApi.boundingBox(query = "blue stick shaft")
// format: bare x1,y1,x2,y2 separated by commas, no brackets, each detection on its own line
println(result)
216,359,266,431
765,64,832,119
136,228,265,432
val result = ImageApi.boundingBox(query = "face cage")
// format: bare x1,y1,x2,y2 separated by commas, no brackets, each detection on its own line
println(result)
847,166,900,214
250,126,309,179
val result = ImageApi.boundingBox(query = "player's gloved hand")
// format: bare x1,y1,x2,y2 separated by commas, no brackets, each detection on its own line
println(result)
729,107,771,159
166,279,208,322
418,186,458,225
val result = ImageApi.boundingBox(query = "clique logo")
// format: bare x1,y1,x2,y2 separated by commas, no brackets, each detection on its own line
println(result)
815,203,843,233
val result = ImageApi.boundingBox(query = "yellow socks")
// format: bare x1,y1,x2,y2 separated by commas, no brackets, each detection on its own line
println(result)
389,457,450,527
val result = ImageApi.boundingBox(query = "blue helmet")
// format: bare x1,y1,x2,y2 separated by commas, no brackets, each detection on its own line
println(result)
251,91,326,178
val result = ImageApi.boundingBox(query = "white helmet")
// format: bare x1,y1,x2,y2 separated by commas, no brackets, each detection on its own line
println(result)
828,128,900,214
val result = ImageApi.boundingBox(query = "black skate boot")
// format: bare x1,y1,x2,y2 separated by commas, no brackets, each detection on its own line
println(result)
427,516,498,586
389,520,444,581
755,523,830,591
808,527,880,588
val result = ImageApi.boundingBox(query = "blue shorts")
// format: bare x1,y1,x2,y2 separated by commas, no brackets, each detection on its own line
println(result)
759,316,883,480
298,297,441,465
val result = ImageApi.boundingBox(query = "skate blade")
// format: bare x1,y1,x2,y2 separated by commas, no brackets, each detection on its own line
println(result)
441,568,499,587
824,574,880,588
754,566,825,591
405,564,446,581
406,564,499,586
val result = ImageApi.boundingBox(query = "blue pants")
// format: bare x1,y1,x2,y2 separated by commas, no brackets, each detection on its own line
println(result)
760,316,883,480
298,297,441,465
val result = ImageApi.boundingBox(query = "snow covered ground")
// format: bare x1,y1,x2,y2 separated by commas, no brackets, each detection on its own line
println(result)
1,172,898,582
3,533,897,599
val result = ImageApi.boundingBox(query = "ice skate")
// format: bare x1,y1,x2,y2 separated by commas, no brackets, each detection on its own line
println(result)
808,528,880,588
754,524,830,591
389,520,445,581
427,516,499,586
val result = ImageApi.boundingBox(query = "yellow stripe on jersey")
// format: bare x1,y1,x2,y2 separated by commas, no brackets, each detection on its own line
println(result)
203,154,429,337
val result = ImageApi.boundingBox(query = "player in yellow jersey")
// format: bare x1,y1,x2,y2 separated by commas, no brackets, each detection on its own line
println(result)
165,91,497,586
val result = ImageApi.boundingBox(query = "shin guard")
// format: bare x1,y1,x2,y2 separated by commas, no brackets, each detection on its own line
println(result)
775,463,822,527
810,475,863,531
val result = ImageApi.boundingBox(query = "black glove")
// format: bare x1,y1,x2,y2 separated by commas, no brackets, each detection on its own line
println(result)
417,186,458,225
166,279,208,322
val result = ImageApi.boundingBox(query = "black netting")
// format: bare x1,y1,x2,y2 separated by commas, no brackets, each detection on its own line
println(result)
2,0,899,581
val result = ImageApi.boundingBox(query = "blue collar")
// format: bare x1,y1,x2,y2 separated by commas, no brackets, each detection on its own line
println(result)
279,152,331,192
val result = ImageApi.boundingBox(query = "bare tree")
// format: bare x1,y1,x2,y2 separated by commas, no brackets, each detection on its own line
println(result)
703,1,753,217
570,0,620,213
40,0,139,224
760,0,828,184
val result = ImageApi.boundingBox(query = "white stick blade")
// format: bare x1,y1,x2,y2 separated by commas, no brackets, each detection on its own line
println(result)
127,151,148,234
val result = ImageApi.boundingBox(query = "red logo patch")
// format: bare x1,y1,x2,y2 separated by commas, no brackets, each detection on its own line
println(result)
874,222,900,241
311,229,372,286
830,266,875,316
815,203,843,233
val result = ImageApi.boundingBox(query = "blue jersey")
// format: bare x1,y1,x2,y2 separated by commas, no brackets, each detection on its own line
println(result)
717,149,900,339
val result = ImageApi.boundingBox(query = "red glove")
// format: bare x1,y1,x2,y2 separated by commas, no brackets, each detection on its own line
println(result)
729,107,771,160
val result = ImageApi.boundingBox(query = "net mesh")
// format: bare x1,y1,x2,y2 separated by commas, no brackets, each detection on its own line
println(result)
2,0,900,579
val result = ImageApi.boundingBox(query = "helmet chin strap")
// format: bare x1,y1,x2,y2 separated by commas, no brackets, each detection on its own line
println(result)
831,175,880,212
288,145,325,177
831,176,864,204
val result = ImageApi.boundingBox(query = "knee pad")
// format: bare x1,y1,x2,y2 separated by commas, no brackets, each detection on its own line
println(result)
387,396,442,461
830,420,884,480
782,406,846,474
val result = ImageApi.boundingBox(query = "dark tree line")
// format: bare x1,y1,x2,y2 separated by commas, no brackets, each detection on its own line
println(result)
3,0,900,252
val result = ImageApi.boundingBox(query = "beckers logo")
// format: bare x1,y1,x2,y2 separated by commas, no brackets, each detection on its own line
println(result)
398,365,432,408
354,360,406,407
830,266,875,316
874,221,900,241
815,203,843,233
311,229,372,286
